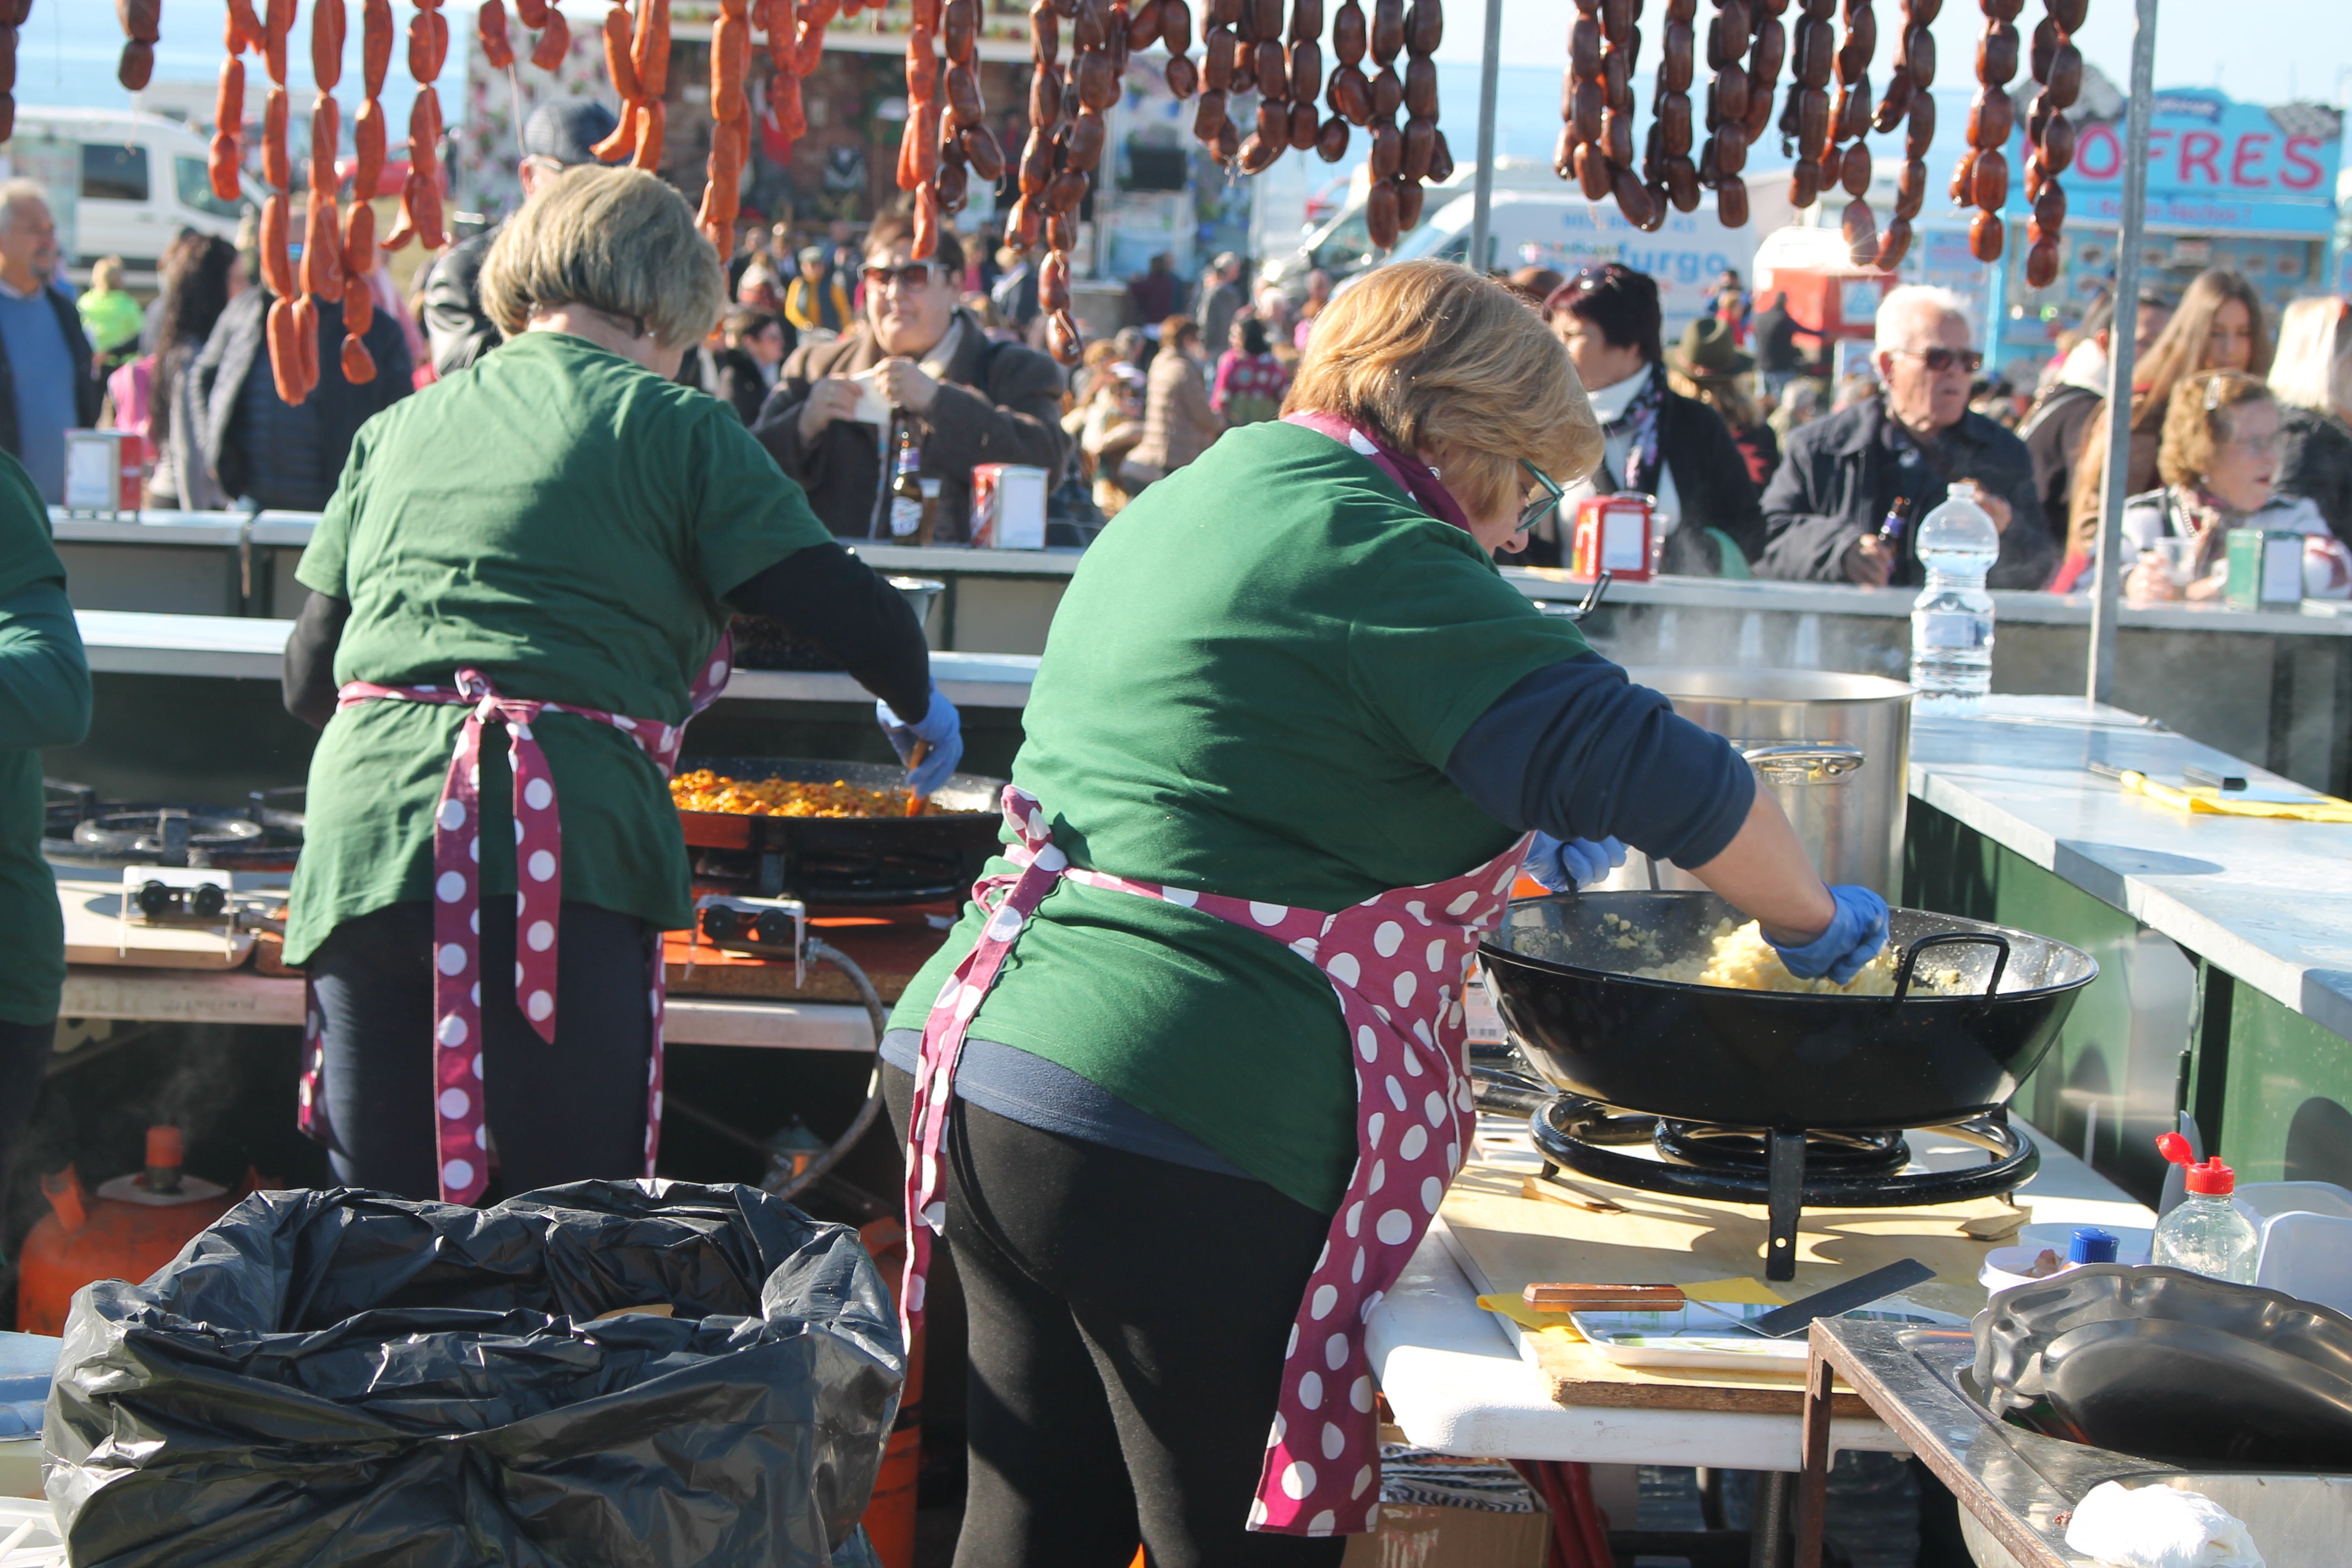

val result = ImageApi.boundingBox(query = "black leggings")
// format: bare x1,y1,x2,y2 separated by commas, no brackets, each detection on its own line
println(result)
307,899,654,1201
883,1065,1348,1568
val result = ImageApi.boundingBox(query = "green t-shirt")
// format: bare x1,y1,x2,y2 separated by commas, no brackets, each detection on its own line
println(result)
284,332,833,965
0,449,87,1024
888,420,1589,1211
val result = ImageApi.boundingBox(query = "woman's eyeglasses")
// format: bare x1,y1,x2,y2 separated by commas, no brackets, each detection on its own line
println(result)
1894,346,1985,374
862,263,937,292
1517,460,1565,535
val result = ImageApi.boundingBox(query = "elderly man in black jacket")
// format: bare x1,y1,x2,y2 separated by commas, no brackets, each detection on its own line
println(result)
753,214,1067,541
1758,285,2055,589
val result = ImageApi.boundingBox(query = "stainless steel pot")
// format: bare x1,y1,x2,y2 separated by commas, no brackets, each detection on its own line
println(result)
1595,667,1914,900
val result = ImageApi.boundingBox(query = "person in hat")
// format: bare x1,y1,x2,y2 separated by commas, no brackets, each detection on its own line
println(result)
418,99,624,377
1536,264,1767,574
1668,316,1781,492
782,244,852,336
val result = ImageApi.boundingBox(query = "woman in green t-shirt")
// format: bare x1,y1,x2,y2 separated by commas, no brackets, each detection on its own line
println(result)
881,262,1892,1561
279,168,962,1207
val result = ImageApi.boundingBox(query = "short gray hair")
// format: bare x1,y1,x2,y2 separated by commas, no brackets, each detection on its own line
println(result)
1875,285,1971,358
478,165,725,348
0,177,50,231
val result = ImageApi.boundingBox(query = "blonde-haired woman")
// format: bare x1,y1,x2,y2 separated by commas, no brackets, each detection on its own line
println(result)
2066,269,2271,565
279,166,952,1204
878,260,1888,1564
2270,296,2352,548
2120,369,2349,602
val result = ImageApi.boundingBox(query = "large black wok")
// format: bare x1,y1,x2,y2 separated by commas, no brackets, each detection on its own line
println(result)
1479,891,2098,1131
676,756,1006,902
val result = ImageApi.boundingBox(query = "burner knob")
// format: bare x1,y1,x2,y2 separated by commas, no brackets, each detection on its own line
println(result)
703,906,743,942
135,880,175,918
749,912,796,948
190,883,226,917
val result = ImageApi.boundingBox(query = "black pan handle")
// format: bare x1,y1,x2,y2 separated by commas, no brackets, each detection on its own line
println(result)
1892,931,2010,1004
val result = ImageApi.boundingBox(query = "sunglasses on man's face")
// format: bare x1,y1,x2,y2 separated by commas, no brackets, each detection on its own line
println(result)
1897,346,1985,375
862,263,936,292
1516,460,1565,535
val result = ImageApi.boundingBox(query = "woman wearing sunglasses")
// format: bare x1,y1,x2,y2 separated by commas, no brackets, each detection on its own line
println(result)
752,213,1070,541
878,261,1889,1565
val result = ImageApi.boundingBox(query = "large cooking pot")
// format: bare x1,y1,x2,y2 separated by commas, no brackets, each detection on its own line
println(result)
1598,668,1912,901
1480,891,2097,1131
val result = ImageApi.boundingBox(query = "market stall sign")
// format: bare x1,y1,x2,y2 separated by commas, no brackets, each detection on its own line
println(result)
2008,89,2343,239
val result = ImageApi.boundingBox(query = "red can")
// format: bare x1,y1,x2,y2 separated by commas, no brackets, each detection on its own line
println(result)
1570,492,1657,581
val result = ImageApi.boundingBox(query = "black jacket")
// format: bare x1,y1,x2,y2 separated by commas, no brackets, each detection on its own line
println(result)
194,286,413,513
1522,379,1767,574
1753,303,1803,374
680,344,775,426
751,309,1069,542
419,223,501,378
2278,406,2352,552
2016,379,2103,548
1756,397,2058,590
0,282,101,465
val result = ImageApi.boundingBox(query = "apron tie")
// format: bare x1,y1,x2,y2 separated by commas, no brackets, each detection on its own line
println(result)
902,785,1528,1537
297,635,731,1205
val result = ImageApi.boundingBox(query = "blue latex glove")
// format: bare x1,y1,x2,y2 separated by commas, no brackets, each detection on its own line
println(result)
876,682,964,796
1522,833,1627,894
1770,884,1892,985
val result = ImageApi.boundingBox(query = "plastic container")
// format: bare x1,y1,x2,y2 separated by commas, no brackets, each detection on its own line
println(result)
1909,482,2000,717
2152,1134,2258,1284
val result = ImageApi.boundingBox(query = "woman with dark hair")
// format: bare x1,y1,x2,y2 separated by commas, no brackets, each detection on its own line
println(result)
146,231,238,510
1538,264,1767,574
2064,268,2269,568
1212,313,1289,425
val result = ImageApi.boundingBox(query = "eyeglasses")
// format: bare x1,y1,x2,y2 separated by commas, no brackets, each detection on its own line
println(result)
861,263,936,292
1894,346,1985,374
1516,460,1565,535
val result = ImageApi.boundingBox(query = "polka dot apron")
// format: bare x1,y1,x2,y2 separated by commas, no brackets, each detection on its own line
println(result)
296,635,734,1206
905,412,1521,1537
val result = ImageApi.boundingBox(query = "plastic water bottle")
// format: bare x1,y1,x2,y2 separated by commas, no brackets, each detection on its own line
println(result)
2150,1153,2258,1285
1909,482,2001,716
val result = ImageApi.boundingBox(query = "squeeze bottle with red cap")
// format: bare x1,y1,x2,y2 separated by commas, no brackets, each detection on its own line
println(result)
2153,1133,2258,1284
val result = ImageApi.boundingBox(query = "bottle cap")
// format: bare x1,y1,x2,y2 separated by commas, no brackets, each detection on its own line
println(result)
2155,1131,2195,1168
2067,1227,2119,1264
2185,1156,2235,1196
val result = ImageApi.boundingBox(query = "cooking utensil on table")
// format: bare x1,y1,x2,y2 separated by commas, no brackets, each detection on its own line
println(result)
1730,1259,1937,1338
676,756,1004,903
1482,890,2097,1277
1523,1283,1686,1312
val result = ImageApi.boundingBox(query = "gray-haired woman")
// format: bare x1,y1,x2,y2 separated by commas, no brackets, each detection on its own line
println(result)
277,166,961,1204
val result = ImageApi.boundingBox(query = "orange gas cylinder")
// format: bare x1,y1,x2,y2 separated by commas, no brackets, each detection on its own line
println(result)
857,1215,925,1568
14,1128,239,1335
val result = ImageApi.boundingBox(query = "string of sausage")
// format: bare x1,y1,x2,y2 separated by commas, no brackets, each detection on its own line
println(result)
1558,0,1664,233
1868,0,1933,269
590,0,671,171
1697,0,1775,229
384,4,450,256
118,0,161,91
1642,0,1697,219
1008,0,1112,363
254,1,317,406
1951,0,2018,262
1822,0,1876,263
478,0,571,74
0,4,28,145
2022,0,2083,288
700,0,752,253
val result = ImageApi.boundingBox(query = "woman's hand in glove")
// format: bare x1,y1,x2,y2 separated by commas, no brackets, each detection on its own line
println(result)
876,682,964,795
1523,833,1626,894
1768,884,1891,984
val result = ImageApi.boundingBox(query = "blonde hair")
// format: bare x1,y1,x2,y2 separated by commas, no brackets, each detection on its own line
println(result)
1284,260,1600,518
90,256,125,292
2159,369,2273,488
2268,296,2352,419
478,165,725,347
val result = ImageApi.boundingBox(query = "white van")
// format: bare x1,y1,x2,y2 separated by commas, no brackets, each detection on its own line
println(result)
1260,157,1564,292
1,107,262,282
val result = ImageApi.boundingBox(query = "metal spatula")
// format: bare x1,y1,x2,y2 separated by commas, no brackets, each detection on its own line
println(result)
1691,1259,1938,1338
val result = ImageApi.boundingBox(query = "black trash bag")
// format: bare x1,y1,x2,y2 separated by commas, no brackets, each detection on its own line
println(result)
45,1180,903,1568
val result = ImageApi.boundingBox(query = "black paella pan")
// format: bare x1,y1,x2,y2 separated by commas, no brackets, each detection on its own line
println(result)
674,756,1007,903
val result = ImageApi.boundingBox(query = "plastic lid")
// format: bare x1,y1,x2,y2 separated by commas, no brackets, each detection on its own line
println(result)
2155,1131,2195,1168
2185,1156,2235,1196
145,1125,183,1168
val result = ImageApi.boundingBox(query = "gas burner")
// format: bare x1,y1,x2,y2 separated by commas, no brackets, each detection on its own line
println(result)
43,782,304,871
1531,1094,2038,1281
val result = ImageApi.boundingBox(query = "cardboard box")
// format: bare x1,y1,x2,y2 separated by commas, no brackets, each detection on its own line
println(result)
971,463,1049,549
1339,1502,1549,1567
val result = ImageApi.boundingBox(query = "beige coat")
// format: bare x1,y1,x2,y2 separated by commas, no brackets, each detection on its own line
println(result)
1126,347,1224,478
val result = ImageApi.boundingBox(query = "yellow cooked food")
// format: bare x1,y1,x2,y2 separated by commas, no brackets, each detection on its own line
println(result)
671,769,941,818
1611,913,1959,997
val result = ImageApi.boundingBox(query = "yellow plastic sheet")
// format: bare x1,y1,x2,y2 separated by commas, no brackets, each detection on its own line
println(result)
1474,1277,1789,1336
2113,769,2352,824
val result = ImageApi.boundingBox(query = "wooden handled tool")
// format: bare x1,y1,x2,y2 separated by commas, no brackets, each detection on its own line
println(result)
905,738,930,816
1522,1282,1687,1313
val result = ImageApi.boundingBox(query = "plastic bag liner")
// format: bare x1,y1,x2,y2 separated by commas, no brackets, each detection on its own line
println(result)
43,1180,904,1568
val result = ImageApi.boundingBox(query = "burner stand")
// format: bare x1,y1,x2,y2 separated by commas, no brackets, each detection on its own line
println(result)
1531,1095,2039,1280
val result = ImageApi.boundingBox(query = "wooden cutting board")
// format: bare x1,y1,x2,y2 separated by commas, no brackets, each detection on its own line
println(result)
1440,1154,2022,1416
58,878,254,970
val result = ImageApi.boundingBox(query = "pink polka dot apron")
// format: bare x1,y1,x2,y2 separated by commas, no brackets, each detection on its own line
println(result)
295,634,734,1206
904,413,1521,1537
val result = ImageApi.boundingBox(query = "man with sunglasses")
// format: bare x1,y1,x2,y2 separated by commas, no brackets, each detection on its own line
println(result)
753,214,1068,540
1756,285,2056,589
